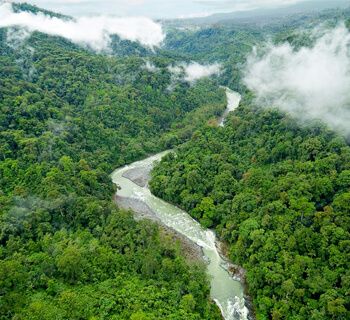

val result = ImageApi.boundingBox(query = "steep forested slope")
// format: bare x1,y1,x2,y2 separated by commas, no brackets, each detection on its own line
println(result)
0,5,225,319
2,2,350,319
153,9,350,319
150,94,350,319
163,7,350,92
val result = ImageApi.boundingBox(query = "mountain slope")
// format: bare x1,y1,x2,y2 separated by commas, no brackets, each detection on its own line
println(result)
0,4,225,319
150,87,350,320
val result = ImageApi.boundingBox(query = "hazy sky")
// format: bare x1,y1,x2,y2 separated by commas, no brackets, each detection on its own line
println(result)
22,0,314,18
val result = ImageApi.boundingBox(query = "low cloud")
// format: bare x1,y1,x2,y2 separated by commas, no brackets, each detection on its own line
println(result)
0,2,165,51
169,62,222,83
142,60,159,72
6,27,31,48
244,25,350,136
6,27,37,80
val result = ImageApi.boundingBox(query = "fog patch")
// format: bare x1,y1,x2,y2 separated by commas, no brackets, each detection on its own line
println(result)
244,24,350,136
5,27,37,81
142,60,159,72
169,62,222,83
1,196,50,237
6,27,31,48
0,2,165,51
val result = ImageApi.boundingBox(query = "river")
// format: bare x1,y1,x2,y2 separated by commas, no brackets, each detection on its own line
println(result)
218,88,242,127
111,89,248,320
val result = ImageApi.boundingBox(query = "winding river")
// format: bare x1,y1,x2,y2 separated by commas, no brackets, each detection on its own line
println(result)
111,89,247,320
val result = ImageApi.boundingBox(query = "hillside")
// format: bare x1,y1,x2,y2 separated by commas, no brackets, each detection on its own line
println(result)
150,95,350,319
152,9,350,320
1,1,350,319
0,3,225,319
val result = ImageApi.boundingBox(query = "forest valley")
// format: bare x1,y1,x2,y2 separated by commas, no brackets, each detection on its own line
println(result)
0,2,349,320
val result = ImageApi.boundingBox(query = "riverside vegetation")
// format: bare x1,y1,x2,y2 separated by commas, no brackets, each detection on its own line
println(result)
1,2,350,320
0,4,226,319
152,8,350,319
150,94,350,319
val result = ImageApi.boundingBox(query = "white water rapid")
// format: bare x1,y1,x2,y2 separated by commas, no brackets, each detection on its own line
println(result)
111,89,248,320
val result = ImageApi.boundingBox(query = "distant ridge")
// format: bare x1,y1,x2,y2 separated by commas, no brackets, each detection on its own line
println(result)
168,0,350,25
3,1,71,20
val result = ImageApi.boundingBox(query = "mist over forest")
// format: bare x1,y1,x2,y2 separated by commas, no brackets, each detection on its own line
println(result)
0,1,349,320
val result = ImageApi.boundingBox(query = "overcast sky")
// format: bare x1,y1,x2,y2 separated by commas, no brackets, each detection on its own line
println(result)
20,0,316,18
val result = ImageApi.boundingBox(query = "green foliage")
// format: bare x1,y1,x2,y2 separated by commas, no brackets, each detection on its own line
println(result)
2,3,350,319
0,22,224,319
1,215,221,319
150,96,350,319
12,2,70,20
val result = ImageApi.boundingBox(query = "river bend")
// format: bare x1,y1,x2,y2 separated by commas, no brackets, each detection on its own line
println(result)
111,89,248,320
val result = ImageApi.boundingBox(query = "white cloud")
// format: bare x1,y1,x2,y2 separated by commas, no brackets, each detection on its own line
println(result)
15,0,346,18
142,60,159,72
0,2,165,51
169,62,222,83
244,24,350,136
184,62,222,82
6,27,31,49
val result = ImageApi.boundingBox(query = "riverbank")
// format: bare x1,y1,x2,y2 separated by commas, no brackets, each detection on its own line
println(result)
122,167,150,188
115,194,205,263
116,162,254,320
111,88,252,320
216,242,256,320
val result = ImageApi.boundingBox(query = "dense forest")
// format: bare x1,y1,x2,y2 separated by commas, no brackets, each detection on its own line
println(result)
150,94,350,319
164,6,350,91
0,4,227,319
1,1,350,319
150,11,350,319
